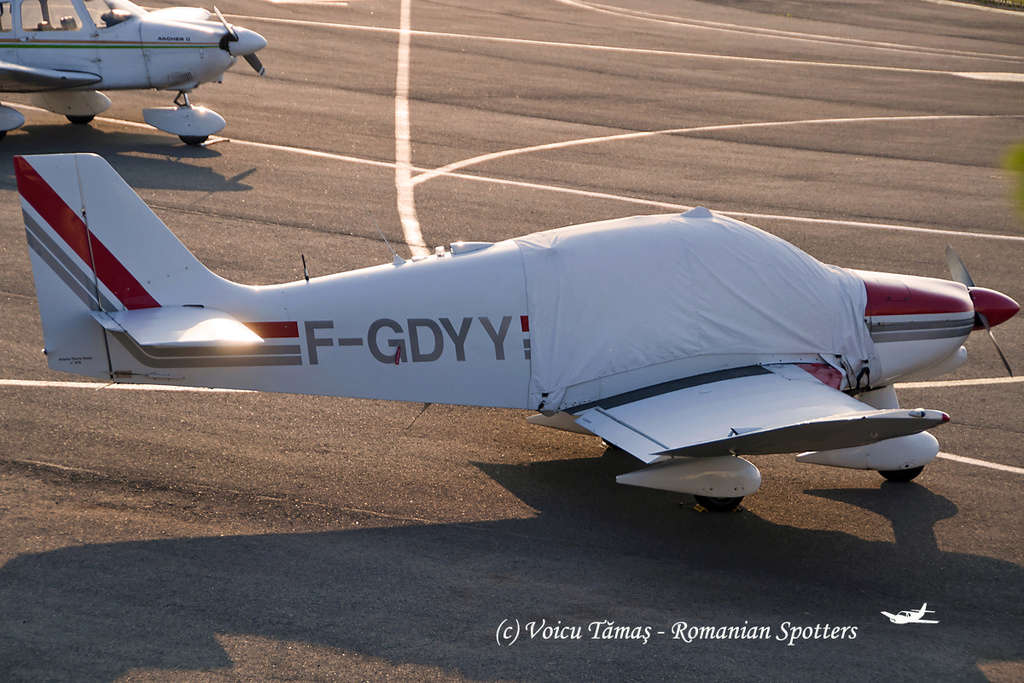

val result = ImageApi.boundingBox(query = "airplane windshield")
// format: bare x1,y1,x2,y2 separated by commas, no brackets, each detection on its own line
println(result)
22,0,83,31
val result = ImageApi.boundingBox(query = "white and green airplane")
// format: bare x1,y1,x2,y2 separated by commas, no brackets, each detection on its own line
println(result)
0,0,266,144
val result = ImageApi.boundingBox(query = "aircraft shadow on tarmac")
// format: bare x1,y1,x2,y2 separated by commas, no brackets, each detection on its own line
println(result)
0,450,1019,680
0,125,255,193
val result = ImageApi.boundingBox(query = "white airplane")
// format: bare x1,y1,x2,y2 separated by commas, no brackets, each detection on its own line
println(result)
16,154,1021,511
881,603,939,624
0,0,267,144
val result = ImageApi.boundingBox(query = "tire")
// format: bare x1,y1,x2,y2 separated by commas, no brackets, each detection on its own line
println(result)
67,114,95,125
180,135,208,146
878,466,924,482
0,130,6,141
694,495,743,512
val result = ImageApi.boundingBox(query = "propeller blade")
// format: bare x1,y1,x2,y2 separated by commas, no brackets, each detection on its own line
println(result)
944,245,975,288
244,53,266,77
213,5,238,40
978,312,1014,377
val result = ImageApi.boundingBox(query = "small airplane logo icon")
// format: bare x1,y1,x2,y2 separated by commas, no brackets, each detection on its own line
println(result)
881,603,939,624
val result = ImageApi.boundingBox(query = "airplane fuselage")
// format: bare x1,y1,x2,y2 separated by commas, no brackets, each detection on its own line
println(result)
1,11,231,92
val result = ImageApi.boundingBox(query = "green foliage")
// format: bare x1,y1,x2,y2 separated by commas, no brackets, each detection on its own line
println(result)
1005,142,1024,222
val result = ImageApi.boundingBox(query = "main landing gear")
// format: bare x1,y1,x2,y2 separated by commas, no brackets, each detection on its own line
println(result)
142,90,226,146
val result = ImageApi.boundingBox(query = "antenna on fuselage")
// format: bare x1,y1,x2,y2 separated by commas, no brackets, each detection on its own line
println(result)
377,227,406,266
301,253,309,282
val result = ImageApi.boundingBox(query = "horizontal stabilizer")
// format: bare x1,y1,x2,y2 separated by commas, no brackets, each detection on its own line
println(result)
90,307,263,348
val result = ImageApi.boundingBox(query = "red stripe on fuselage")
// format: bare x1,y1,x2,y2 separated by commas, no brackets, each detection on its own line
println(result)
853,269,971,317
14,156,159,310
244,321,299,338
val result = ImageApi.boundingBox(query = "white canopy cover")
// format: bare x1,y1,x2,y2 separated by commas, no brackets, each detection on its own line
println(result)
514,208,874,410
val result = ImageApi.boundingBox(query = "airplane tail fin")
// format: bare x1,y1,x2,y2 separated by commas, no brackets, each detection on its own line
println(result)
17,153,226,378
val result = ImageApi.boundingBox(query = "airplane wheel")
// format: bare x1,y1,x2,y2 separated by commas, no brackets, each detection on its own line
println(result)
180,135,208,146
0,130,5,141
878,466,924,482
67,114,94,125
694,495,743,512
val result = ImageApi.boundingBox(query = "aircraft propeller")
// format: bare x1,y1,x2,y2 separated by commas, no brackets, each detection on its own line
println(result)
945,245,1015,376
213,6,266,76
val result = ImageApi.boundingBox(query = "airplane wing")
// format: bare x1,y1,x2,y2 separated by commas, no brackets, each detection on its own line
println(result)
0,61,101,93
572,364,946,464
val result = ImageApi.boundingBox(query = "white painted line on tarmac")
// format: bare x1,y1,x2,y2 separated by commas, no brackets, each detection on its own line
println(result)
0,379,251,393
920,0,1024,17
896,377,1024,389
955,72,1024,82
6,377,1017,393
4,379,1022,473
556,0,1024,62
937,452,1024,474
225,13,1000,77
417,167,1024,243
10,106,1023,244
394,0,428,257
411,113,1024,186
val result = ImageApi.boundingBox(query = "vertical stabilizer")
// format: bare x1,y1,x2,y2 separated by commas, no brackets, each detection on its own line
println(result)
16,153,225,378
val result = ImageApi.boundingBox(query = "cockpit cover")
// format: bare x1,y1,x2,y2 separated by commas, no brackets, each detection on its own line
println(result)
514,209,874,410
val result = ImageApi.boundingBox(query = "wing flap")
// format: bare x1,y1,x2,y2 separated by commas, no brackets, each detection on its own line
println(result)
576,407,669,462
572,364,946,462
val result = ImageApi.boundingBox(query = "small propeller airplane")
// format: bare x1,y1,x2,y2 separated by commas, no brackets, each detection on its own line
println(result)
0,0,266,144
16,154,1020,511
881,603,939,624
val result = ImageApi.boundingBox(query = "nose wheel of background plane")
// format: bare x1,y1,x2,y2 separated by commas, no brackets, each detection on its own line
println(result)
143,90,226,146
693,495,744,512
878,466,924,482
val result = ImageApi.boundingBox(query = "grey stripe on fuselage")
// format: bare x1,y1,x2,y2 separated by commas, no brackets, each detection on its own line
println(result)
868,316,974,343
111,332,303,368
137,342,303,358
868,318,974,332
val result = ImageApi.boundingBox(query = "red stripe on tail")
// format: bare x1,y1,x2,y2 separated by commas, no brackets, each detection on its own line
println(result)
14,156,159,310
244,321,299,338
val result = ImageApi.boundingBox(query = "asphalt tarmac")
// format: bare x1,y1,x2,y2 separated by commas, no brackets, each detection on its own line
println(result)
1,0,1023,680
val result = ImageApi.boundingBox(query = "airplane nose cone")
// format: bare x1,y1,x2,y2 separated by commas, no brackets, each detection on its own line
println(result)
229,28,267,56
969,287,1019,329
